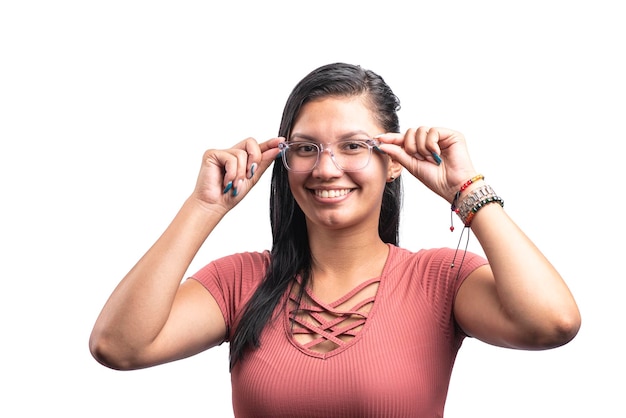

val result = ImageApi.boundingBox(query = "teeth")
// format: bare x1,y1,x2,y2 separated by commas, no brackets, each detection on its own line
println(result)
315,189,351,198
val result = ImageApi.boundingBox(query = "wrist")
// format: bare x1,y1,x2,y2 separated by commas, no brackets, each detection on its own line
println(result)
449,174,504,228
184,196,229,220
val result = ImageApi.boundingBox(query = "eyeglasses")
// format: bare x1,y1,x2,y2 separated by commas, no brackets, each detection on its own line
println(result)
278,139,381,172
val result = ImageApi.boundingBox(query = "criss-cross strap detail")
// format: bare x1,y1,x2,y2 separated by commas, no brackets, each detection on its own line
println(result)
288,277,380,352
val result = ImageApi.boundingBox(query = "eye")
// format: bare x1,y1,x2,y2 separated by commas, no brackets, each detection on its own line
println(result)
338,140,370,154
290,142,319,156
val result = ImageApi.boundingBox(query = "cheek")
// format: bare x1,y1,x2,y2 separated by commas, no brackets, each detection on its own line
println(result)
287,173,308,196
368,157,391,182
287,172,303,186
350,170,389,195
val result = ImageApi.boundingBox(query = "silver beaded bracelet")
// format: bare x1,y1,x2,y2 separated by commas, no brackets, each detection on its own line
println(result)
455,184,504,226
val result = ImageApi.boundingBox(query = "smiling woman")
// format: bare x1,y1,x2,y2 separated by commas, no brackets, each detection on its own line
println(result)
282,95,397,234
89,62,581,417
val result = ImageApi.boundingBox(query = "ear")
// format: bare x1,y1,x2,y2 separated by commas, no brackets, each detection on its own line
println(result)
386,158,403,182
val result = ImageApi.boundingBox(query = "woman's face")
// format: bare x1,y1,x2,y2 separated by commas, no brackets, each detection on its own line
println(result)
287,95,395,233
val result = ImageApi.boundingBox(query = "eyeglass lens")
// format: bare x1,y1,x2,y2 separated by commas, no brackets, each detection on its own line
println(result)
283,140,374,172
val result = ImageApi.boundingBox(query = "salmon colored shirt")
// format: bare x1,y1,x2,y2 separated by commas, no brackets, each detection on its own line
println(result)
191,244,488,418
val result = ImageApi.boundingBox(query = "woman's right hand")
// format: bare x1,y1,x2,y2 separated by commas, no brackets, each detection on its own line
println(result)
192,136,284,212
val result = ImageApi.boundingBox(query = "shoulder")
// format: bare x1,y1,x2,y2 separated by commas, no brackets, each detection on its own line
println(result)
217,250,271,274
386,244,487,284
384,245,488,335
192,251,270,281
189,251,271,332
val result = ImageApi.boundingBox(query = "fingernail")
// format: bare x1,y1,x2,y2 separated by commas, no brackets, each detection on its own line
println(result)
223,181,233,194
232,179,243,197
248,163,257,179
432,152,442,165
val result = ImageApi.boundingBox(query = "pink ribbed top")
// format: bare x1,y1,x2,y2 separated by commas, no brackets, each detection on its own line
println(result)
191,244,487,417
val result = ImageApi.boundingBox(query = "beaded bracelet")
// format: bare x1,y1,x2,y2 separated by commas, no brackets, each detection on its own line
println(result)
463,195,504,226
451,175,484,212
450,174,485,231
455,184,504,226
448,175,503,274
458,174,485,193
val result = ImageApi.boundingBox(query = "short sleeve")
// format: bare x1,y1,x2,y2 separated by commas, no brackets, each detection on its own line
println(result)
189,251,270,341
418,247,488,336
387,246,487,341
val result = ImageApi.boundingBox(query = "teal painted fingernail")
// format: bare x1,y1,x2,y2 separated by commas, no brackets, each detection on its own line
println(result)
232,186,238,197
432,152,442,165
248,163,257,179
223,181,233,194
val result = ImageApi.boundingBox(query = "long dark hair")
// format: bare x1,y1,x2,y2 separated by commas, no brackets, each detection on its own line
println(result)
229,62,403,369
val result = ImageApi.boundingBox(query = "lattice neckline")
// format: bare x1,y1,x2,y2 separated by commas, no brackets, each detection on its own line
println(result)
287,276,381,355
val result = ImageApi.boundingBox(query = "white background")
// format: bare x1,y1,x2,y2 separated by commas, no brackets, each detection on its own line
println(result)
1,1,623,416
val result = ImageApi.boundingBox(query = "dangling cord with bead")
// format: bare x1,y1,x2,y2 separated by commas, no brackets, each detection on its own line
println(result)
451,225,471,276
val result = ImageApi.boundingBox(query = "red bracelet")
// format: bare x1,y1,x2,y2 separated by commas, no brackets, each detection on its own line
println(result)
450,174,484,231
459,174,485,193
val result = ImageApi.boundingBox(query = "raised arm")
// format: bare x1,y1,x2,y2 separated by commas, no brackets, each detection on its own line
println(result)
89,137,283,370
376,127,581,349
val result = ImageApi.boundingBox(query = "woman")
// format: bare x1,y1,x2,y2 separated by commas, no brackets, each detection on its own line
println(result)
90,62,581,417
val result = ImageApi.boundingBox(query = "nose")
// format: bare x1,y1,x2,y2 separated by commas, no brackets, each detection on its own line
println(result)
313,145,343,177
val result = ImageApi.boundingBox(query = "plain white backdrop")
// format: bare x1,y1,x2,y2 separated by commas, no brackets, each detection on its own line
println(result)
1,1,623,416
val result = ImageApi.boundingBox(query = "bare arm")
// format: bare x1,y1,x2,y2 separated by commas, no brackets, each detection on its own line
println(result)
377,127,581,350
89,137,283,370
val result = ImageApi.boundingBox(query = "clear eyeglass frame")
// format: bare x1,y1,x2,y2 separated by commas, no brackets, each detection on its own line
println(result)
278,139,382,173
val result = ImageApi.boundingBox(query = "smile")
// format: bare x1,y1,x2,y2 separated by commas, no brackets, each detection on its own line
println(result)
313,189,353,198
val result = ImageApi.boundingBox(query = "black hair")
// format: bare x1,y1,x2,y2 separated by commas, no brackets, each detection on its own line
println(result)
229,62,403,370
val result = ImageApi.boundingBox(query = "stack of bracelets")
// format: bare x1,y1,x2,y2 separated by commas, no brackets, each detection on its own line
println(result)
451,174,504,228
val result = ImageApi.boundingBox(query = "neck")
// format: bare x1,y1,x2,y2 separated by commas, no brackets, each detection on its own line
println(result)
306,225,389,289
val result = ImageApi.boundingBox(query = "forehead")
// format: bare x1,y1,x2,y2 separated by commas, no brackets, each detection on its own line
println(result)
291,96,382,138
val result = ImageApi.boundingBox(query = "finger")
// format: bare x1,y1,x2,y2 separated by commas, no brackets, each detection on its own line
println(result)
374,132,406,145
377,128,426,157
375,140,417,171
258,136,285,153
208,149,246,192
411,126,432,159
231,137,284,199
232,137,264,180
235,136,285,180
413,128,441,166
429,127,465,153
384,127,441,166
252,137,285,178
228,136,281,193
405,127,422,157
425,128,442,156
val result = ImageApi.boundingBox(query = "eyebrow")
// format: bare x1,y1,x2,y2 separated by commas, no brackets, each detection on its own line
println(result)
289,130,373,142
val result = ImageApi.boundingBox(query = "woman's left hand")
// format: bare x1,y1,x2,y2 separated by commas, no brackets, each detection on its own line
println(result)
376,127,479,203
